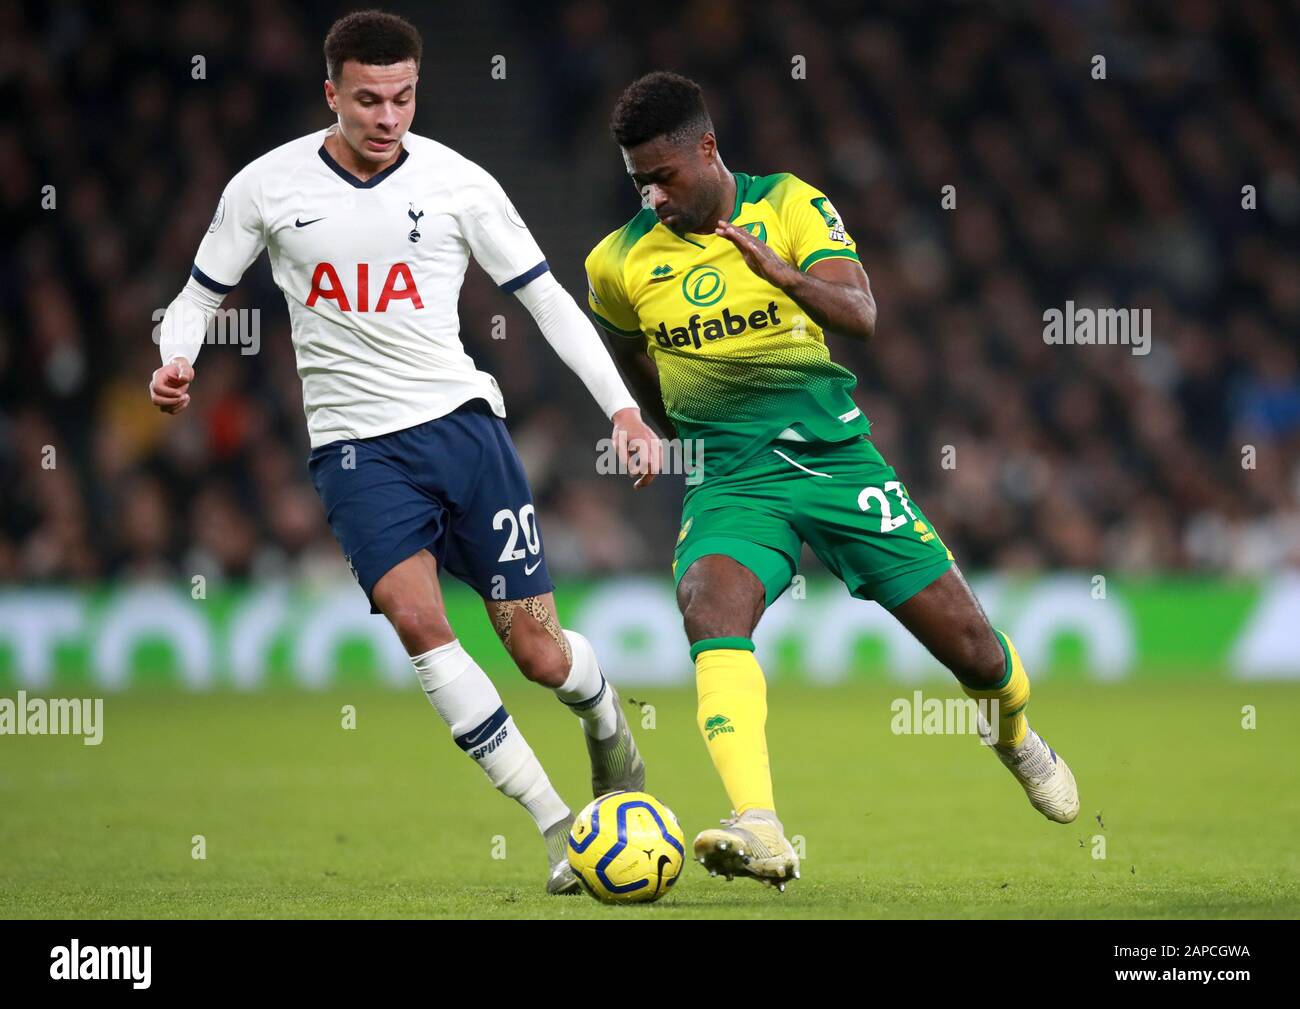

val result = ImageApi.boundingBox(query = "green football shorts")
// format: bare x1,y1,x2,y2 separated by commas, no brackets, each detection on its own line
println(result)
672,435,954,609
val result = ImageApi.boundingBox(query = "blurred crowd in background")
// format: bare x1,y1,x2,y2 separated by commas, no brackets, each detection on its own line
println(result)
2,0,1298,592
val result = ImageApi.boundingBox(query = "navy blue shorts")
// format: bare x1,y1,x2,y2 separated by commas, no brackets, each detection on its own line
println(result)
308,399,555,613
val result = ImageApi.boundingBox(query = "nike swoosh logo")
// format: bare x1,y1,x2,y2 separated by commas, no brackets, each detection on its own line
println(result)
295,216,325,228
524,559,542,576
462,721,501,746
654,854,672,893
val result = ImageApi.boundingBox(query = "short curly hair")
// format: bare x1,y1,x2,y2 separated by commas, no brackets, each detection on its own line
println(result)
610,71,713,148
324,10,422,84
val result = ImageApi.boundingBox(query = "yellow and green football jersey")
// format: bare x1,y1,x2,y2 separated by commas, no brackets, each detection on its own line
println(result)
585,171,870,474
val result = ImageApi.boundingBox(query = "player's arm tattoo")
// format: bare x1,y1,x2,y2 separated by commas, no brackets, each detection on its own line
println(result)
487,595,573,664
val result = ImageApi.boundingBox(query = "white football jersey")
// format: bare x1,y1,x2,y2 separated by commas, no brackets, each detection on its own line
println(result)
191,127,549,448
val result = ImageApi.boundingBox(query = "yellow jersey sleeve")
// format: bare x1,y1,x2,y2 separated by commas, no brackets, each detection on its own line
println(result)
777,176,862,273
584,242,642,338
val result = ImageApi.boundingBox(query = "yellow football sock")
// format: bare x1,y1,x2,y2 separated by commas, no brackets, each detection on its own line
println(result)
693,637,774,815
959,629,1030,748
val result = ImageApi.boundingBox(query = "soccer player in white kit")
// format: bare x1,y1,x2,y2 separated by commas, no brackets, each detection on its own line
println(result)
148,10,662,895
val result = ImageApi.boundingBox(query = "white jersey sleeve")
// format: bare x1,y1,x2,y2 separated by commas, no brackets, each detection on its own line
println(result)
454,161,549,293
158,164,268,366
192,165,267,292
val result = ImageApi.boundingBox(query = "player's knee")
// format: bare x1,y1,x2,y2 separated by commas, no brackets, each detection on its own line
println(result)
679,595,721,642
676,575,759,642
510,632,570,688
499,603,571,687
385,601,455,655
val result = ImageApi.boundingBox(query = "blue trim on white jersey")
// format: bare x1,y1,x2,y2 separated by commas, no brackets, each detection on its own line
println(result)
500,259,549,294
191,264,234,294
318,144,411,189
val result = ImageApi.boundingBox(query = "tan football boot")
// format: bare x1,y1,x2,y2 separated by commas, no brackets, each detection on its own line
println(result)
693,809,800,891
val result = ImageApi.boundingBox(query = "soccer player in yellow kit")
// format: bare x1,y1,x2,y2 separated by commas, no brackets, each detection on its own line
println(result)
585,72,1079,890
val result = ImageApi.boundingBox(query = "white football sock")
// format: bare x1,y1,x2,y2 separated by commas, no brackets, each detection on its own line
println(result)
412,639,569,834
556,630,621,740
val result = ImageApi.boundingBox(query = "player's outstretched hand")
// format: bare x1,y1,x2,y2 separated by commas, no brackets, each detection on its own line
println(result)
150,357,193,414
715,220,797,289
611,407,663,490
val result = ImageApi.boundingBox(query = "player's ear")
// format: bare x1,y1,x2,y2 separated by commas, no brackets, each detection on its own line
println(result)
324,79,337,112
699,131,717,162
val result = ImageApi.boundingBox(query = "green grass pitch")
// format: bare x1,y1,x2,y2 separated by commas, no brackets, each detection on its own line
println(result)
2,681,1297,918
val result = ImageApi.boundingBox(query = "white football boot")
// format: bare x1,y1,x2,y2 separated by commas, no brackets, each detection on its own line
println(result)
991,726,1080,823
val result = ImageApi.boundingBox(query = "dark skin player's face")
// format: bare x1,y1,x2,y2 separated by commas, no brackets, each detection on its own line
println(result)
622,132,731,235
